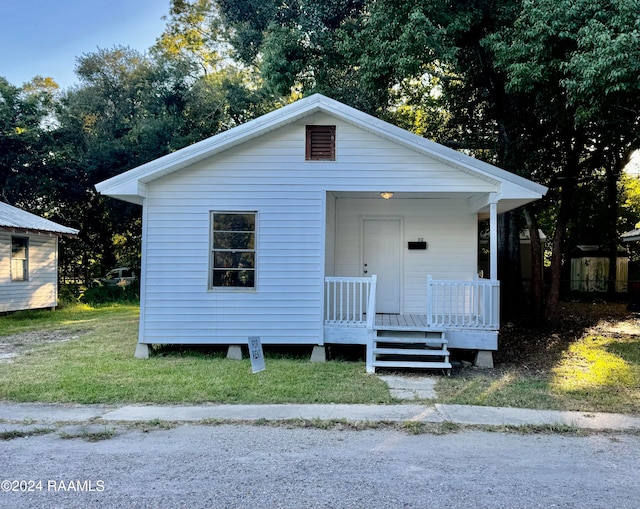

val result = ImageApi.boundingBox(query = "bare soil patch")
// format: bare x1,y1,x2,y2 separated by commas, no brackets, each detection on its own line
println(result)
496,301,639,372
0,330,86,363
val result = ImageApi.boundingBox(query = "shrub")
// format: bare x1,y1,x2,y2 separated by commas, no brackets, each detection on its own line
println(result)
59,284,82,302
80,281,140,305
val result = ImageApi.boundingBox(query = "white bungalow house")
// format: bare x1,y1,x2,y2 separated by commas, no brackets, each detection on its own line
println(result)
96,94,547,371
0,202,79,313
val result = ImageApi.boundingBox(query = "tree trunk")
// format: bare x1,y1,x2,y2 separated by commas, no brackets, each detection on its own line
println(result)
606,164,620,297
498,210,523,319
524,206,544,321
545,128,585,318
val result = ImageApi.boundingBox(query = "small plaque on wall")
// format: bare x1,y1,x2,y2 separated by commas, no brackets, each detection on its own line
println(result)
408,241,427,250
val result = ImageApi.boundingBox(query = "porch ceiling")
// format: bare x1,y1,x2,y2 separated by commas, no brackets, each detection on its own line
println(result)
330,191,474,200
330,191,534,215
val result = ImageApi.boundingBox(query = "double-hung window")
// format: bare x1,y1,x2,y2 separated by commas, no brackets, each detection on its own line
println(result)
11,237,28,281
210,212,256,289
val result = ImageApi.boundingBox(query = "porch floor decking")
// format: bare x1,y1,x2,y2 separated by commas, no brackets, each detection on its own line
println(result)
325,313,498,350
375,313,493,330
375,314,429,330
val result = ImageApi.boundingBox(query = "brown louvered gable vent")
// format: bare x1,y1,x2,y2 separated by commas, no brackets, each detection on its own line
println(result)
306,125,336,160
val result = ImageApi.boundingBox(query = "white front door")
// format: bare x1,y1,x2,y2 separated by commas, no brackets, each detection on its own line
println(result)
363,219,401,314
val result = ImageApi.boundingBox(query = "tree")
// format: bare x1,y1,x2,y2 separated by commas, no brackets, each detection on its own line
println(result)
154,0,229,76
217,0,382,110
490,0,640,310
0,76,61,208
218,0,640,318
55,44,278,280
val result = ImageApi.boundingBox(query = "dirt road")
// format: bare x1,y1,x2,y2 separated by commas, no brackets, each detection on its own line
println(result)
2,424,638,509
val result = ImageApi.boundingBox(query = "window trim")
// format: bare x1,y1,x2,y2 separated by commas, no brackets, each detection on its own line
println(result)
209,211,257,292
305,125,336,161
11,236,29,282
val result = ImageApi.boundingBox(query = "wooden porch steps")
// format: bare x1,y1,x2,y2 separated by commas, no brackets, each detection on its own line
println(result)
368,328,452,373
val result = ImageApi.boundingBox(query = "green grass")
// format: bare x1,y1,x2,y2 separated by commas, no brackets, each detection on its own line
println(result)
1,302,639,414
549,334,640,412
435,332,640,415
0,303,392,404
0,428,55,440
0,302,125,336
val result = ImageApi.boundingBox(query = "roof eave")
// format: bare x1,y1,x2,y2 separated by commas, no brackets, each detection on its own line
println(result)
0,225,79,238
96,93,549,200
96,97,326,197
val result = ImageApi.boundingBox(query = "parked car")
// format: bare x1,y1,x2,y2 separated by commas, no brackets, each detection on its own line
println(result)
97,267,137,287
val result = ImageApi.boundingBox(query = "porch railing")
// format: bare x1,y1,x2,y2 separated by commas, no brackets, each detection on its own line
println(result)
324,276,377,327
324,275,499,330
427,275,500,329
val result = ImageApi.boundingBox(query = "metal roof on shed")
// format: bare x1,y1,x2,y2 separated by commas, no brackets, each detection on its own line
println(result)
0,201,79,236
622,228,640,242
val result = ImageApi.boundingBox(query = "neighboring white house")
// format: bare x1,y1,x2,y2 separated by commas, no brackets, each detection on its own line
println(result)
0,202,79,313
96,94,547,370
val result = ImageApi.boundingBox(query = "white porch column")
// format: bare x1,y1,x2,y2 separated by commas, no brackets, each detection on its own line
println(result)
489,199,498,280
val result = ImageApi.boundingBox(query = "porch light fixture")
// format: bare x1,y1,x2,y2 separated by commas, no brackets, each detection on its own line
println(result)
380,192,394,200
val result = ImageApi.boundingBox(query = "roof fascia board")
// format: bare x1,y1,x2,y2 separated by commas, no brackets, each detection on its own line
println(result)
0,226,78,238
96,94,548,199
622,229,640,242
321,98,547,195
96,99,324,195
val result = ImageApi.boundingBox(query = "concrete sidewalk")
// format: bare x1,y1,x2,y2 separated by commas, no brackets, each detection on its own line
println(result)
1,402,639,431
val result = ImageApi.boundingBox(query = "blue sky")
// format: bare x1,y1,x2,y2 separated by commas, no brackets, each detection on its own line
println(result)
0,0,170,89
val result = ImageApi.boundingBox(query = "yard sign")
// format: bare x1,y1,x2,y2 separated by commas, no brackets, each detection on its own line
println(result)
248,336,265,373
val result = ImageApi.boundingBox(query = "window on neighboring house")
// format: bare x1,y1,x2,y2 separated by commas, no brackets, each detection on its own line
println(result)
306,125,336,160
11,237,28,281
210,212,256,289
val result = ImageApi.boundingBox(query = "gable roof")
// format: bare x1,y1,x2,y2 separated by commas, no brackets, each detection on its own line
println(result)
571,244,628,257
0,202,79,237
95,93,547,205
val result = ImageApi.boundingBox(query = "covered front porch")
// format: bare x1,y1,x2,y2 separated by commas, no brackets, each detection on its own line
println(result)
322,190,501,370
323,274,500,371
323,275,499,339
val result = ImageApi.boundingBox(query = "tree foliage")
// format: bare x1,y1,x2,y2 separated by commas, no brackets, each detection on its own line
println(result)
215,0,640,315
1,27,276,283
1,0,639,317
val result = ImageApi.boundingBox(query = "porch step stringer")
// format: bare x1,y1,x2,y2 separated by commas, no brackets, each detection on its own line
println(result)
366,328,452,374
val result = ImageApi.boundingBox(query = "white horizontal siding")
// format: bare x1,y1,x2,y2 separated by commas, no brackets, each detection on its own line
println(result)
139,112,495,345
0,233,58,312
333,198,477,315
153,116,497,194
142,175,324,344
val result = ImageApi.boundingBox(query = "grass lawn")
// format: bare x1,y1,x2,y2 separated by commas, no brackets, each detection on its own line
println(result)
0,301,638,414
435,302,640,415
0,303,392,405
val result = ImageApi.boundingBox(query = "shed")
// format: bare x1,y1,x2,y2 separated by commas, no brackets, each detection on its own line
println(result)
621,228,640,243
570,245,629,293
479,228,546,286
0,202,79,312
96,94,547,370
